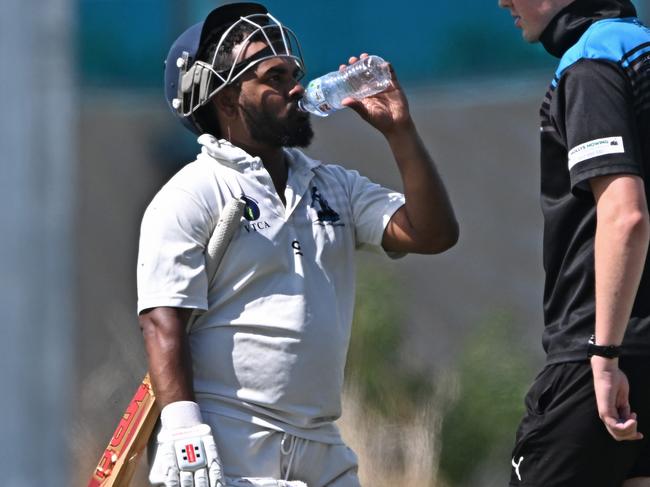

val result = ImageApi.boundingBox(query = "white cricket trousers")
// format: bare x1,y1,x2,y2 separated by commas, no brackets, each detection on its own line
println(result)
204,412,361,487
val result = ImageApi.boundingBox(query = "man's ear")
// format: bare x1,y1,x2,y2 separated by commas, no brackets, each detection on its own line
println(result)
214,85,239,118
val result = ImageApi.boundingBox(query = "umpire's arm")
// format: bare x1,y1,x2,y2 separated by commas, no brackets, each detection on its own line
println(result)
591,174,649,346
590,173,650,441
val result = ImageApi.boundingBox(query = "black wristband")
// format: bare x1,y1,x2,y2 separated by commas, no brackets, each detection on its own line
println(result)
587,334,621,359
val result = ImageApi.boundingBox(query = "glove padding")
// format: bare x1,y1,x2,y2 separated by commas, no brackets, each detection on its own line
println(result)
149,401,224,487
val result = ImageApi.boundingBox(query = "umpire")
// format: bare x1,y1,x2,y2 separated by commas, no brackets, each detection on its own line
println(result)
498,0,650,486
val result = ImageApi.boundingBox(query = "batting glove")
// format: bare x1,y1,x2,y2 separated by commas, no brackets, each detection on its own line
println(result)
149,401,224,487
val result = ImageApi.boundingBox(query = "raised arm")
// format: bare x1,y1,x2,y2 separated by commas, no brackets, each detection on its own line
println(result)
341,54,458,254
380,121,458,254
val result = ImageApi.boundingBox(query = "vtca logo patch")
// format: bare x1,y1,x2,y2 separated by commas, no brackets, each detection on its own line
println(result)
242,196,261,221
241,195,271,233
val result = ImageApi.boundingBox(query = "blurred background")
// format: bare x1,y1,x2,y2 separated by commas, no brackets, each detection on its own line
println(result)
2,1,649,486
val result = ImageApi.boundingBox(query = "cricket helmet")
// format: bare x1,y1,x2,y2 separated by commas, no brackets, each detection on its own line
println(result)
164,2,306,135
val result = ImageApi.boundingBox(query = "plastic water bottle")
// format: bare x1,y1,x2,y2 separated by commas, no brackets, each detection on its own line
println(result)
298,55,391,117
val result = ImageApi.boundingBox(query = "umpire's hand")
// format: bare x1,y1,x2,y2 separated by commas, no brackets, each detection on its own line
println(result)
591,356,644,441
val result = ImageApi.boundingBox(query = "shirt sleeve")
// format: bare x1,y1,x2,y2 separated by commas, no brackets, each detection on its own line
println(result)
346,169,405,255
136,185,214,314
558,59,642,195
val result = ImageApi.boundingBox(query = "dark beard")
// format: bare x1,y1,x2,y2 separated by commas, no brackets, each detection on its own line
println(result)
240,101,314,148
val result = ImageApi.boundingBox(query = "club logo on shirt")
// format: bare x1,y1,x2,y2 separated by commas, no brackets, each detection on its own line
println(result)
310,186,343,226
241,195,271,233
242,196,261,221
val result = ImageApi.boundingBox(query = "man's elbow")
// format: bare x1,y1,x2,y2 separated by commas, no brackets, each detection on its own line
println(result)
138,311,157,336
611,208,650,243
139,311,165,348
628,209,650,242
422,220,460,254
138,307,190,349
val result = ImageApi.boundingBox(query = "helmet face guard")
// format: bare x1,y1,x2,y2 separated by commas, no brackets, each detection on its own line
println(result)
165,6,305,133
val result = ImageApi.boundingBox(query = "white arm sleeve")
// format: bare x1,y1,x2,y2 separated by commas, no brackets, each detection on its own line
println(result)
346,169,405,253
137,186,215,314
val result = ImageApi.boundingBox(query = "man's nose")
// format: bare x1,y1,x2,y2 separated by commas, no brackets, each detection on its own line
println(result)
289,82,305,99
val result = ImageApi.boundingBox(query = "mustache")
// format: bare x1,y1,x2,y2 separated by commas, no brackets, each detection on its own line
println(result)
288,100,309,119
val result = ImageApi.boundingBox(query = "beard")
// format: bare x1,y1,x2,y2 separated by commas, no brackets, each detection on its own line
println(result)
239,99,314,148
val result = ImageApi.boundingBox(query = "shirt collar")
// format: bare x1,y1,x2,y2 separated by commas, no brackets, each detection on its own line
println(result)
539,0,637,58
197,134,259,170
197,134,322,174
283,147,322,175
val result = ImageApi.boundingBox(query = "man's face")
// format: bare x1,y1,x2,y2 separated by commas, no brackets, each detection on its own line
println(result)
234,41,313,148
498,0,574,42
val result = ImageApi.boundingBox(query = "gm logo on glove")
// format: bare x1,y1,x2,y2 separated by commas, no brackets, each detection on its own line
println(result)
175,441,208,470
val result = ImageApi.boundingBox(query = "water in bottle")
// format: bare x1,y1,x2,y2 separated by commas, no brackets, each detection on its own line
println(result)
298,55,391,117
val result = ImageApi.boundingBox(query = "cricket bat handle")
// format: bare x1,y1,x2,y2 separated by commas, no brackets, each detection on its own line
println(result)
87,373,159,487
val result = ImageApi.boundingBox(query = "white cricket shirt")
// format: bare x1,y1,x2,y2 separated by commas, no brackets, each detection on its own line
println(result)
137,135,405,442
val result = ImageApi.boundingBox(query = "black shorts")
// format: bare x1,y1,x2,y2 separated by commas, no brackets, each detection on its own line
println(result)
509,357,650,487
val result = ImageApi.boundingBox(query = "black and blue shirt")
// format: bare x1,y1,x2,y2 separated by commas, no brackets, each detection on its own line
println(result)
538,0,650,363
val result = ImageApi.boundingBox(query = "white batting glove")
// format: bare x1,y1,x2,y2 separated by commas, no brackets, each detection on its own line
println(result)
149,401,224,487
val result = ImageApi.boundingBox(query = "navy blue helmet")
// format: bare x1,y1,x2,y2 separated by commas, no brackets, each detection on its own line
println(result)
164,2,305,135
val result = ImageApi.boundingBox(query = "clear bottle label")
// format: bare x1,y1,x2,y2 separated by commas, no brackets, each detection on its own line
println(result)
307,78,333,114
308,79,325,103
317,102,333,112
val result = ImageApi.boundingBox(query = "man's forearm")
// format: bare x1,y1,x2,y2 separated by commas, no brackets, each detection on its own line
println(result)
384,120,458,249
593,178,650,345
140,306,195,407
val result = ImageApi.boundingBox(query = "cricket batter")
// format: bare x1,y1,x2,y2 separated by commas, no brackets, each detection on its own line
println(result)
137,3,458,486
497,0,650,485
